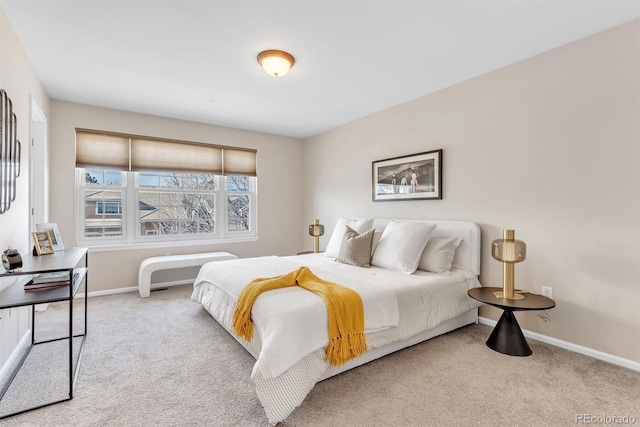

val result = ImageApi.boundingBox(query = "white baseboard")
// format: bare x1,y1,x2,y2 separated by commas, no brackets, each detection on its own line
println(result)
0,329,31,383
478,316,640,372
76,279,193,299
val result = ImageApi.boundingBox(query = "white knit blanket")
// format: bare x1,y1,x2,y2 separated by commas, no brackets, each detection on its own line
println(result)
193,256,399,379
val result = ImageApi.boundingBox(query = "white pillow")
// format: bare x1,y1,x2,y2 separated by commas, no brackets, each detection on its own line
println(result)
371,220,436,274
371,227,385,254
418,237,461,273
324,217,374,258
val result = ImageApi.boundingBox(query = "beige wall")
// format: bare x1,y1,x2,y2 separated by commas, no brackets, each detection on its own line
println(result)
0,6,50,367
49,101,304,293
301,21,640,363
0,7,50,256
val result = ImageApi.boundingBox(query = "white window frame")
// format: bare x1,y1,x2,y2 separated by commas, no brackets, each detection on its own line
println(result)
77,169,257,248
76,169,128,246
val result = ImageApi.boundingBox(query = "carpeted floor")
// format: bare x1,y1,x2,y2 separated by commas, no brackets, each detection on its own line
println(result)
1,284,638,426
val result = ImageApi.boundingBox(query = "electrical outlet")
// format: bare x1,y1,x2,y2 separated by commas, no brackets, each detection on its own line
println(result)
541,286,553,300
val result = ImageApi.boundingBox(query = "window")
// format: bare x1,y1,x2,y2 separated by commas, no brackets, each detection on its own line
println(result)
96,201,122,215
226,176,251,232
137,172,217,237
78,169,256,245
82,169,125,239
75,129,257,246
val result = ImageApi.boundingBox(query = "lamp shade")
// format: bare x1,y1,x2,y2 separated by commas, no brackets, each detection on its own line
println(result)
491,229,526,263
309,219,324,254
309,222,324,237
491,229,526,300
257,50,295,77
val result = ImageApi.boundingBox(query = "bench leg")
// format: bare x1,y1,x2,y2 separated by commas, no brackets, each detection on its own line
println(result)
139,285,150,298
139,270,152,298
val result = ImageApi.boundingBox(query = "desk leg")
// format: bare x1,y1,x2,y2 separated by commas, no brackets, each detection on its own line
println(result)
486,310,532,356
69,292,73,398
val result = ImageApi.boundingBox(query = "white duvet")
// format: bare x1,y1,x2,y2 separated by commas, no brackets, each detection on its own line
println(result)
192,254,481,424
193,256,399,379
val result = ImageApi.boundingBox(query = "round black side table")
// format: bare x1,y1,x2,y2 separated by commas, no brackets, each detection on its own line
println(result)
468,287,555,356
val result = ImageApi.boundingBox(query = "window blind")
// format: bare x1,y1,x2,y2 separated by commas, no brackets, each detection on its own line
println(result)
75,129,256,176
75,130,130,169
223,147,258,177
130,138,223,174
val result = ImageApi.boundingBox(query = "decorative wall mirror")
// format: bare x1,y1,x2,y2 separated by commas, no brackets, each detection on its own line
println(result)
1,89,21,214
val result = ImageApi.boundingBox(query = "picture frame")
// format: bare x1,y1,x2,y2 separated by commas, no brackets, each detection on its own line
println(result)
372,149,442,201
36,223,64,251
32,231,55,255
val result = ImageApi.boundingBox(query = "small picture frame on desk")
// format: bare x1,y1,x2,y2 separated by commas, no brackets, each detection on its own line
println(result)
32,231,54,255
35,223,64,251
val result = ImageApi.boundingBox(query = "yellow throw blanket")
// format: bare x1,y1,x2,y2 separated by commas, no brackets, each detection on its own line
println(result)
232,266,367,366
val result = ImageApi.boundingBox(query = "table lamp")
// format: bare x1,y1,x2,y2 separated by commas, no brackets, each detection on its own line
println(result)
308,219,324,253
491,229,526,300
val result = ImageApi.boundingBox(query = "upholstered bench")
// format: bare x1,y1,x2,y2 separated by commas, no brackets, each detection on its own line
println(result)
138,251,238,298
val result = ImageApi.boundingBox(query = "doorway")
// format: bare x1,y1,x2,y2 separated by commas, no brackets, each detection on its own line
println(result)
29,97,48,232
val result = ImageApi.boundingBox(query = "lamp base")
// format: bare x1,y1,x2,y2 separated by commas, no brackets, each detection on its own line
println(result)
493,291,525,300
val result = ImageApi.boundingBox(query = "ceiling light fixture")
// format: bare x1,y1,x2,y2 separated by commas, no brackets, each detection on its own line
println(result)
257,50,295,77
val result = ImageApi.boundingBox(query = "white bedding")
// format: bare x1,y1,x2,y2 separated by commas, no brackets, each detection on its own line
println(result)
193,255,399,379
192,253,482,424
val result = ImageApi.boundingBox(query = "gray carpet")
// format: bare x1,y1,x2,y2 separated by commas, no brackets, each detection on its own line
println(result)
1,285,638,426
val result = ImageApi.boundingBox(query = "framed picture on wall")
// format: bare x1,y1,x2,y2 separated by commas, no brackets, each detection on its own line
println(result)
372,149,442,201
36,223,64,252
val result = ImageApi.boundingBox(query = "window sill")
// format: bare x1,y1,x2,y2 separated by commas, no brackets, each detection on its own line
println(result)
81,236,258,253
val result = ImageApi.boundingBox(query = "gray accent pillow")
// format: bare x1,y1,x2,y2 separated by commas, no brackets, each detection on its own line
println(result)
337,226,375,268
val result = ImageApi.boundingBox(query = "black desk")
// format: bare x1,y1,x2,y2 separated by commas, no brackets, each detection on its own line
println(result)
468,287,555,356
0,248,88,419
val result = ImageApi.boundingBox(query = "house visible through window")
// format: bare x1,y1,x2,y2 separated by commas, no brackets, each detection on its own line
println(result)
82,169,125,238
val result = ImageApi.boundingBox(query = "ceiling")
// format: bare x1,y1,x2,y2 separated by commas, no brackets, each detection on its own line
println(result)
1,1,638,139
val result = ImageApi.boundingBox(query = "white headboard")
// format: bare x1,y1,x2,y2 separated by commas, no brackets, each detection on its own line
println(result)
369,219,481,276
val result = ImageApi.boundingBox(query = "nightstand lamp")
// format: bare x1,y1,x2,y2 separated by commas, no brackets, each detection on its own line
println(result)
308,219,324,254
492,229,526,300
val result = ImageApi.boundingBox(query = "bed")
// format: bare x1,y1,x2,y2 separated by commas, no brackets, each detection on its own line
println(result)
191,219,482,424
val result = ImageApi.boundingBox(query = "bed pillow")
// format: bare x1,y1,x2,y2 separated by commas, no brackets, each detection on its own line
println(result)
418,237,461,273
371,227,385,255
371,220,436,274
325,217,374,258
337,226,375,268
